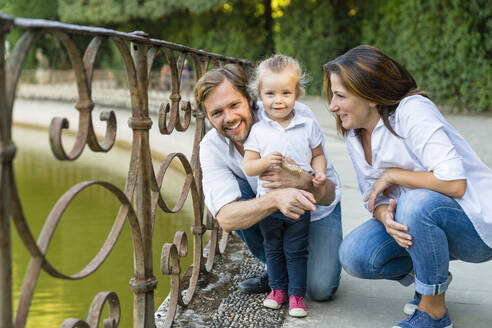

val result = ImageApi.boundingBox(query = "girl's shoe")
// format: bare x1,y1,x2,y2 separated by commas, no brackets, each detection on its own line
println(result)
393,309,453,328
263,289,286,309
289,296,308,317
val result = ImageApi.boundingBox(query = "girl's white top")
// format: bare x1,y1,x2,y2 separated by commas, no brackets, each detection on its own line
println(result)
199,101,342,222
244,105,324,197
346,95,492,248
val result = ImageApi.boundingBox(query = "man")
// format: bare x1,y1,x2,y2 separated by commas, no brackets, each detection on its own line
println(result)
194,64,342,301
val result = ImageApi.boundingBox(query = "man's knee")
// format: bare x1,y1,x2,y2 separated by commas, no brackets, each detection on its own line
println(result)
307,284,338,301
339,235,370,278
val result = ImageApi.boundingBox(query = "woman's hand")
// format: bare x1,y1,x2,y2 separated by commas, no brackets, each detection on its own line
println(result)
365,170,395,212
378,199,413,248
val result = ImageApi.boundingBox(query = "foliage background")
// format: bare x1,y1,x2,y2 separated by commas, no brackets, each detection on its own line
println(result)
1,0,490,111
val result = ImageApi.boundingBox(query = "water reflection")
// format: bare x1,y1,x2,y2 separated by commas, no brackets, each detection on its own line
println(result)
12,125,202,327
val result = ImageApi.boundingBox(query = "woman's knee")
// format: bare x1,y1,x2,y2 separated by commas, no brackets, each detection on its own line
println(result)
395,189,447,227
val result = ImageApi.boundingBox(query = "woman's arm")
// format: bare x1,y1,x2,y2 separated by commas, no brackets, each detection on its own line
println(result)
217,188,317,232
243,150,282,176
366,168,467,212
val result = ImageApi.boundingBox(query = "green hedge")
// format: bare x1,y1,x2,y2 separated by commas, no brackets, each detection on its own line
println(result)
361,0,491,112
274,0,491,112
2,0,490,111
274,0,361,96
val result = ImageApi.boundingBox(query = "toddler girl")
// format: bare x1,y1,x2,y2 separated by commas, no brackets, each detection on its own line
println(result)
243,54,327,317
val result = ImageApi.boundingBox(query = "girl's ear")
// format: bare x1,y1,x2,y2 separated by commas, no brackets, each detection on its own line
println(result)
295,86,301,100
369,102,377,109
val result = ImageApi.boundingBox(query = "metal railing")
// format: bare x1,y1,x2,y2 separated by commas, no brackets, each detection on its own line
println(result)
0,13,250,328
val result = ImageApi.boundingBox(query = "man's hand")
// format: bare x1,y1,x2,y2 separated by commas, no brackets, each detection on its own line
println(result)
268,188,317,219
379,199,413,248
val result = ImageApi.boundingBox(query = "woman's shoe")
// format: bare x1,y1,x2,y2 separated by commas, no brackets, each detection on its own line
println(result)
403,292,421,316
393,309,453,328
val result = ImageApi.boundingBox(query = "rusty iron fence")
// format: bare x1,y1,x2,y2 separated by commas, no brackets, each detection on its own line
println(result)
0,13,251,328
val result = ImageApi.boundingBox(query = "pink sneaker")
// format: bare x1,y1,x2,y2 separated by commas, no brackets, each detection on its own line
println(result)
289,296,308,317
263,289,287,309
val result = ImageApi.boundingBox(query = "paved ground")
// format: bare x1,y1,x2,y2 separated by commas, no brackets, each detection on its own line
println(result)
13,96,492,328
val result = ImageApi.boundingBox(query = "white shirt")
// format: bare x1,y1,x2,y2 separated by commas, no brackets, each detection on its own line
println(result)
200,101,342,222
346,95,492,248
244,107,323,196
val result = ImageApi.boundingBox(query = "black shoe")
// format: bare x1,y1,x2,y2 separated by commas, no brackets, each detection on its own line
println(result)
239,271,270,294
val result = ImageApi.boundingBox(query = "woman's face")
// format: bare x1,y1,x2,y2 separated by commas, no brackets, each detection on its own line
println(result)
328,73,379,132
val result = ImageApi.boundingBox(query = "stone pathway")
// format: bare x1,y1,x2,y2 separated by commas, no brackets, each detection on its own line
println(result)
155,234,286,328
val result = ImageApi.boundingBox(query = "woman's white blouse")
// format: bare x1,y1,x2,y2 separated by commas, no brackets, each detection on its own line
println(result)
346,95,492,248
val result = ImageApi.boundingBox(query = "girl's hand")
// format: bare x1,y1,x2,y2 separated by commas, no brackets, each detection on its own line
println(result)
264,151,283,167
381,199,412,248
312,172,327,186
365,170,394,212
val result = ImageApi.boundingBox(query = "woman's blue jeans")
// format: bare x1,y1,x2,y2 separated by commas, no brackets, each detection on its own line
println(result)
339,189,492,296
234,176,343,300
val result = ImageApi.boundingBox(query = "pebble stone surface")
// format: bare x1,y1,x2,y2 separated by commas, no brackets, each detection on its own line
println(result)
155,234,287,328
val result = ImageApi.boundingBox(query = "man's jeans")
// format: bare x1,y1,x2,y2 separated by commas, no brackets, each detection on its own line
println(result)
234,177,343,300
339,189,492,296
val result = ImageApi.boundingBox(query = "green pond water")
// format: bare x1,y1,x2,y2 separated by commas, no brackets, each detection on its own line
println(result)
11,125,203,327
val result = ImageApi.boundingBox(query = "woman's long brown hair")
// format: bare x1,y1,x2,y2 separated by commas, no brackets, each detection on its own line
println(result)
323,45,426,137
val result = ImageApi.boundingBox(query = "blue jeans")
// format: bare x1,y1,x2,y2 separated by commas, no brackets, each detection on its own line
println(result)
339,189,492,296
234,176,343,300
260,210,310,297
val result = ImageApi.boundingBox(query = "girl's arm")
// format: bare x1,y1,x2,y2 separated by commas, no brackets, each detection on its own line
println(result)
311,144,327,185
243,150,283,176
366,168,467,212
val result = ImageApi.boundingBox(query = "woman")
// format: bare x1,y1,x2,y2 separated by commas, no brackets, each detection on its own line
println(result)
324,45,492,328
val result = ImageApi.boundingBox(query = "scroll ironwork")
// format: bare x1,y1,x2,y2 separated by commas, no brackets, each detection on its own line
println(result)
0,13,250,328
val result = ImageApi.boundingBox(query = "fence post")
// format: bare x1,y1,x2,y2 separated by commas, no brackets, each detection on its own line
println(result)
0,12,14,328
127,33,156,328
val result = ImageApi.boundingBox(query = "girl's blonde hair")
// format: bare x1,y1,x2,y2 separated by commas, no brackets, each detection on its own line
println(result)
249,54,309,99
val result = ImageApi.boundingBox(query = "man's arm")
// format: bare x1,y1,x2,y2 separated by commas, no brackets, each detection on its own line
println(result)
216,188,317,232
259,165,335,206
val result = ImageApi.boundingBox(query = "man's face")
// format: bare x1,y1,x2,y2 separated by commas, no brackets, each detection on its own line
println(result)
203,79,253,145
